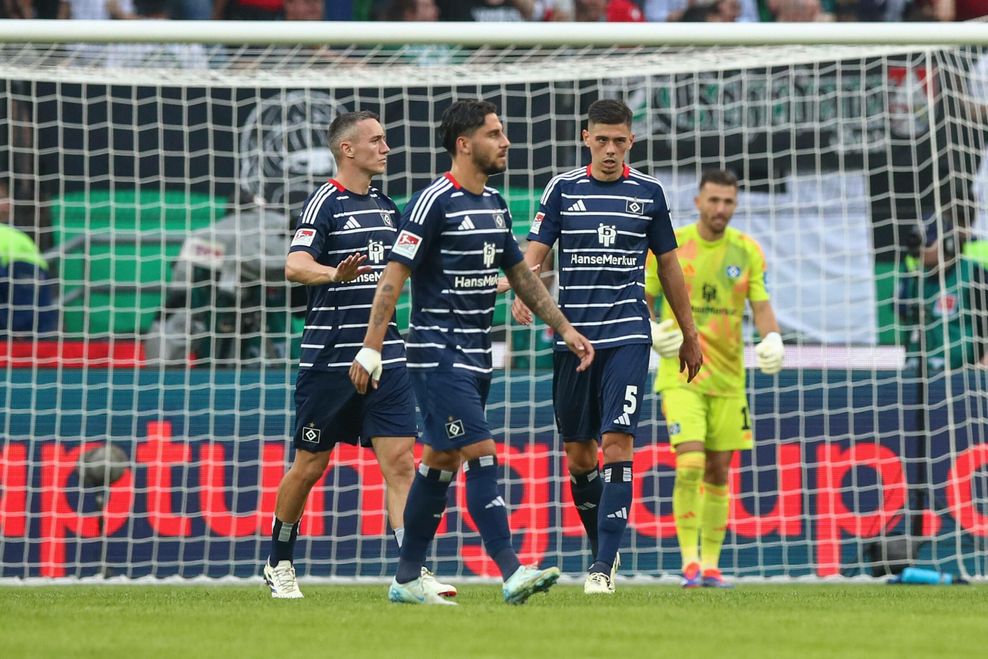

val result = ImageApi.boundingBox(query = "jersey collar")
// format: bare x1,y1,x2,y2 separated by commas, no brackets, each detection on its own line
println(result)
443,172,462,189
586,164,631,179
327,178,346,192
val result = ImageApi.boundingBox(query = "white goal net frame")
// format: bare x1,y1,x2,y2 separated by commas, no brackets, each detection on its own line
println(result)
0,20,987,582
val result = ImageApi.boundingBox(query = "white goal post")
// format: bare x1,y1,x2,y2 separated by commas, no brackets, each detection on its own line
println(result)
1,20,987,582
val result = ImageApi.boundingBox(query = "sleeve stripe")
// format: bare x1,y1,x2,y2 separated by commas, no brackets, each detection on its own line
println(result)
408,178,453,226
299,183,335,226
628,169,671,211
627,167,662,187
539,167,584,205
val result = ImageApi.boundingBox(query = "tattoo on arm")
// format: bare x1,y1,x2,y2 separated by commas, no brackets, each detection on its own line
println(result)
364,262,410,350
370,283,395,329
507,261,569,332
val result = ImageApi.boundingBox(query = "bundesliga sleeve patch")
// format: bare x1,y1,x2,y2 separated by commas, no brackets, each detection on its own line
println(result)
291,228,316,247
392,230,422,260
530,211,545,235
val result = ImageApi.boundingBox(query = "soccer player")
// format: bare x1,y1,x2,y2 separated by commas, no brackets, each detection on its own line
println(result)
510,99,702,595
264,110,454,600
645,169,784,589
350,99,595,606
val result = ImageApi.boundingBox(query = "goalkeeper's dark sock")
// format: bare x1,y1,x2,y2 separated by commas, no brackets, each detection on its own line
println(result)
395,464,453,584
269,517,299,566
465,455,521,579
595,461,633,570
570,464,603,558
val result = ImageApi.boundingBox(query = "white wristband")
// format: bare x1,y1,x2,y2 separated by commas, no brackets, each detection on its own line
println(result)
354,347,383,381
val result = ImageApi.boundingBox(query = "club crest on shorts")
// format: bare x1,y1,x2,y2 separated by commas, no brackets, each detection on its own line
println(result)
668,422,681,436
301,422,321,444
445,418,465,439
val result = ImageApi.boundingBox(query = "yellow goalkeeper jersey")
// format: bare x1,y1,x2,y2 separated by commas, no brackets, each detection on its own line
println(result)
645,223,770,397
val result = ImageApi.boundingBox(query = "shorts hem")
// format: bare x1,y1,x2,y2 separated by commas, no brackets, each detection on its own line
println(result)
669,437,753,452
599,426,636,438
561,435,599,444
420,433,493,451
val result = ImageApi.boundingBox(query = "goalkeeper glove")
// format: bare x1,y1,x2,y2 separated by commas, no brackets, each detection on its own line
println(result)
650,319,683,358
754,332,784,375
354,347,383,382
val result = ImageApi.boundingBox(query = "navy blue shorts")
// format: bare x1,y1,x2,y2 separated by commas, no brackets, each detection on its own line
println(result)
552,343,649,442
293,367,417,452
410,367,492,451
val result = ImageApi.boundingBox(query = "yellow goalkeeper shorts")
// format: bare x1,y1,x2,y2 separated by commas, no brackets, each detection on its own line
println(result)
659,387,753,452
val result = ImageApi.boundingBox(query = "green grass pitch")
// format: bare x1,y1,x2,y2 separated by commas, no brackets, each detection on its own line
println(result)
3,584,985,658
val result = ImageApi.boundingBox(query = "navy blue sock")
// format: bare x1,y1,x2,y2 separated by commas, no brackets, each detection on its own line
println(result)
396,465,453,584
465,456,521,579
593,461,633,573
269,517,299,566
570,465,603,558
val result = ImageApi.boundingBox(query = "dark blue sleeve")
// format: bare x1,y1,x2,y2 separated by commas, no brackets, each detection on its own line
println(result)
288,191,333,260
387,189,444,272
647,185,677,256
501,208,524,271
527,177,562,247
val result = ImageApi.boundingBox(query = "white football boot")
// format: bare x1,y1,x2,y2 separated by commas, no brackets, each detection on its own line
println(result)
421,567,457,598
388,576,458,606
502,565,561,605
263,560,304,599
583,571,613,595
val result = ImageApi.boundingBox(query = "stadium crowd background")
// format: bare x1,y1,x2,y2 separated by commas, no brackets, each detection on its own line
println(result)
0,0,986,24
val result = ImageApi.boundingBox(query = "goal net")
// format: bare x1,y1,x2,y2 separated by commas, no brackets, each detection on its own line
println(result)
1,26,986,581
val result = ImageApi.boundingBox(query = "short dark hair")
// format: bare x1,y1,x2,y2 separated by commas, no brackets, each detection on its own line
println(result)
328,110,380,159
440,100,498,155
699,169,739,190
587,99,633,128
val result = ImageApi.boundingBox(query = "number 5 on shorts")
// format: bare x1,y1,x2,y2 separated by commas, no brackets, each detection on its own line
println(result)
624,385,638,414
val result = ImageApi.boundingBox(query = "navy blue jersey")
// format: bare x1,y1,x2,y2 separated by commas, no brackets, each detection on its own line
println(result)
387,173,524,374
288,178,405,372
528,165,677,350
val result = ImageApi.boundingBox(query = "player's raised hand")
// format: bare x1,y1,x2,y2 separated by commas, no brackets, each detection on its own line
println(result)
561,327,595,371
332,253,372,283
349,347,382,394
679,332,703,383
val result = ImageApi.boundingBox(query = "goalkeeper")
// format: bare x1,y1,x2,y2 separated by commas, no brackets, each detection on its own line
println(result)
645,169,783,589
